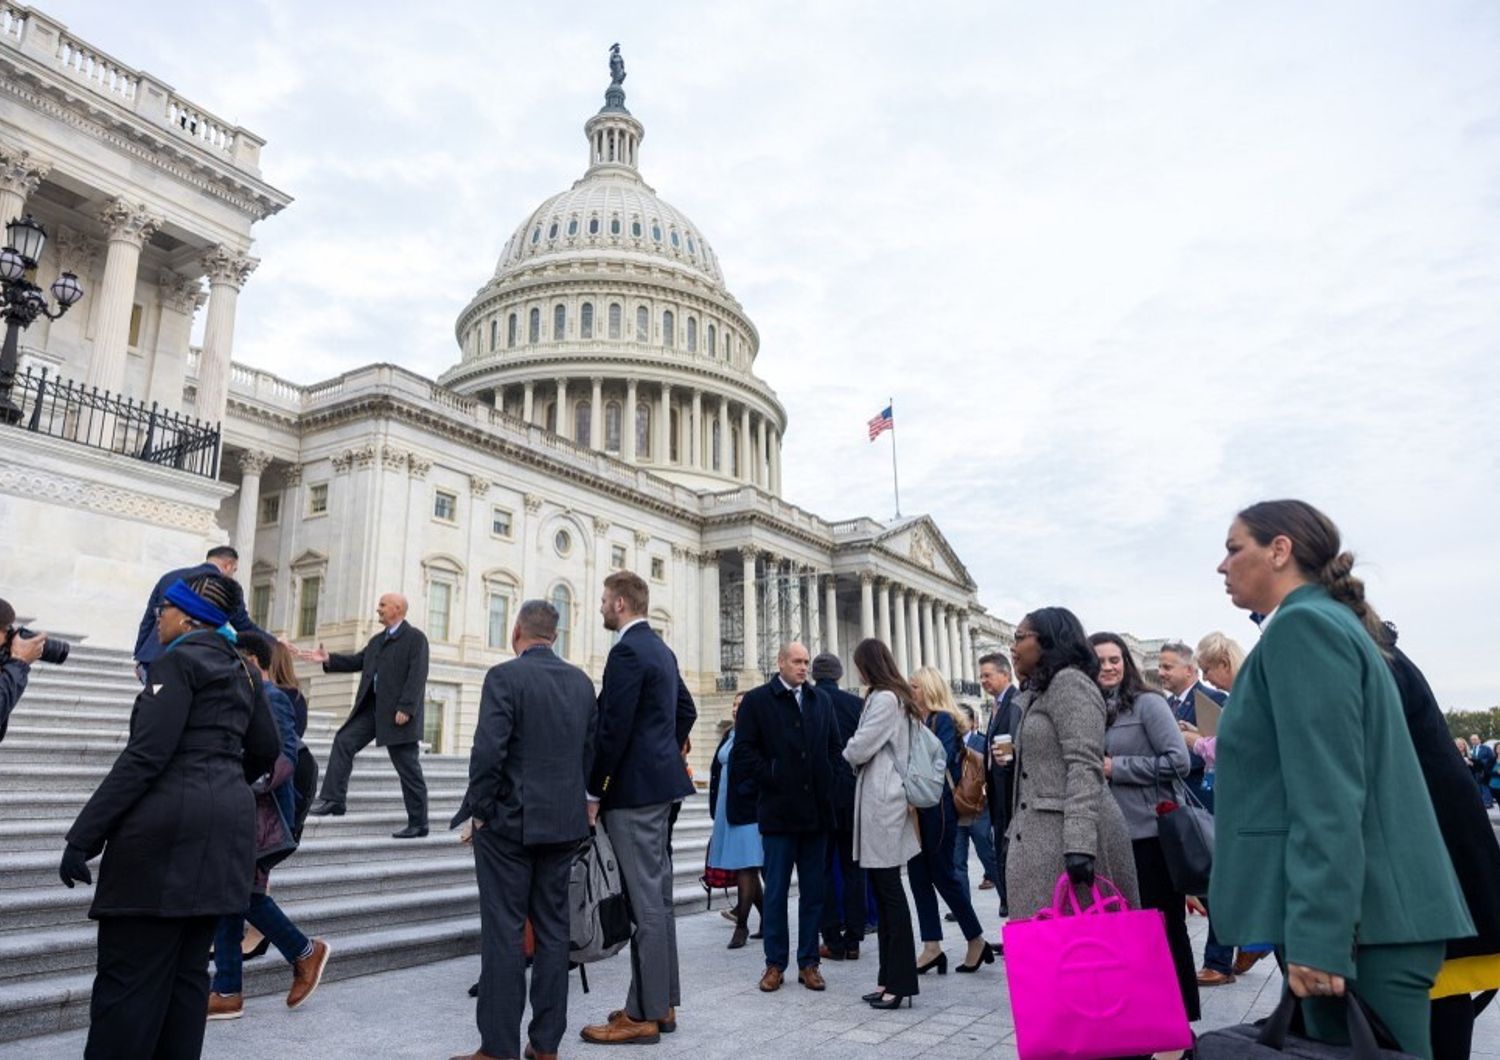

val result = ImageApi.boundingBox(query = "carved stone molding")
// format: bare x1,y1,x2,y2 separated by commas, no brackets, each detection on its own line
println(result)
858,570,874,585
468,474,491,496
158,270,206,315
0,464,218,533
53,227,100,274
593,516,611,535
330,451,354,475
0,144,50,197
524,493,543,513
352,443,378,469
283,463,305,486
380,445,408,471
98,199,161,248
670,543,684,559
699,549,719,566
633,530,650,548
236,450,273,476
201,243,259,290
407,453,432,479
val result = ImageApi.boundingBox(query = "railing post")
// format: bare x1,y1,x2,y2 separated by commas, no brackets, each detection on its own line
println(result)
25,366,44,432
140,402,157,459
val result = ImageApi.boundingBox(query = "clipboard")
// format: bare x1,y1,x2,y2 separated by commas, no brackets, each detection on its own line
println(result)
1192,690,1222,738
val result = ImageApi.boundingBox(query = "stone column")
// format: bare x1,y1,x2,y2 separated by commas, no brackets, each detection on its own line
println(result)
907,592,922,674
764,554,783,651
522,380,535,424
920,597,936,671
658,382,672,463
741,550,759,680
892,587,909,675
806,569,821,653
859,572,875,643
86,200,161,397
947,609,962,682
147,271,205,410
589,376,603,449
823,575,839,658
959,613,974,683
876,579,891,648
791,565,806,645
555,378,570,439
769,430,782,494
194,243,258,424
716,397,730,473
0,145,49,237
623,379,638,462
754,417,767,486
933,605,947,677
691,389,703,469
739,406,752,482
701,552,721,678
233,450,273,581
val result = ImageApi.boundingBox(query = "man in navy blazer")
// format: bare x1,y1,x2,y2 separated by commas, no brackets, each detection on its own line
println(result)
580,571,696,1047
981,652,1020,917
132,546,267,678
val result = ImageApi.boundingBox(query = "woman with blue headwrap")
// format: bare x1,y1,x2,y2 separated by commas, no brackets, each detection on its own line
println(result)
60,571,280,1060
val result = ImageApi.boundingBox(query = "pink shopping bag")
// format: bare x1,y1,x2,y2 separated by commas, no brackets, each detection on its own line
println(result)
1002,874,1192,1060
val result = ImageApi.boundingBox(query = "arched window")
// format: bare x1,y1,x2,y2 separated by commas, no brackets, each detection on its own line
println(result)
544,402,557,433
548,221,558,239
662,310,674,348
669,408,680,463
712,420,722,471
507,313,517,348
580,303,594,339
636,402,652,459
550,584,573,659
687,317,698,352
489,319,497,352
631,220,642,238
567,217,578,236
553,303,566,341
707,323,716,356
610,217,621,235
635,306,649,342
608,303,622,339
588,217,600,235
575,401,591,447
528,307,540,344
731,426,741,476
604,401,622,452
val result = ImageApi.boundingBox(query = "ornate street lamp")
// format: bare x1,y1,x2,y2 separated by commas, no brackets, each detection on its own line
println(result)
0,214,85,424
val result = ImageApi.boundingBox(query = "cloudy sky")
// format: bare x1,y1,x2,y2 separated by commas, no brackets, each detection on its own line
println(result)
48,1,1500,706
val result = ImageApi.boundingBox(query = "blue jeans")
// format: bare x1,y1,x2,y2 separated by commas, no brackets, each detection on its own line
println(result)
953,818,998,886
212,894,311,994
761,832,827,971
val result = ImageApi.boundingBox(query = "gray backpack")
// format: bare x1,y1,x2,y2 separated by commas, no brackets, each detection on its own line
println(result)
893,716,948,809
569,825,634,966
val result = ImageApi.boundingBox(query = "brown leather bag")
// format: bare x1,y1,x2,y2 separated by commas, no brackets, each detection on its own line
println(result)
953,744,988,817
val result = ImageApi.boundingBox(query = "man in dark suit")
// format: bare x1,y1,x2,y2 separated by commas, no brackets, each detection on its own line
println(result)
811,652,865,962
449,599,597,1060
981,652,1019,918
132,546,267,680
303,593,430,838
731,641,842,994
580,572,696,1047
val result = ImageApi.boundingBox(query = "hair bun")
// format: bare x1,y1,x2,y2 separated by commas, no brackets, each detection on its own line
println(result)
1322,551,1355,582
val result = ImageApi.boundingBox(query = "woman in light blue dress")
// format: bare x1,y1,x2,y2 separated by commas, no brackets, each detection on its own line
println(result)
707,694,763,949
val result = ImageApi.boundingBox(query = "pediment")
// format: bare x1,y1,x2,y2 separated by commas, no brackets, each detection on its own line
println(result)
875,517,973,589
290,548,328,571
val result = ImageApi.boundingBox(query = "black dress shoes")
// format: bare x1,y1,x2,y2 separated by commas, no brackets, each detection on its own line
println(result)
309,800,345,817
392,825,429,839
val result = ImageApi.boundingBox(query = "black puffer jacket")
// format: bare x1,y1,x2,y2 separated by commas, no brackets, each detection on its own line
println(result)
67,632,279,918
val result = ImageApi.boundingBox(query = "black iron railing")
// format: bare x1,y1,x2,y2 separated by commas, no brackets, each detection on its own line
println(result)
952,679,982,697
4,366,220,478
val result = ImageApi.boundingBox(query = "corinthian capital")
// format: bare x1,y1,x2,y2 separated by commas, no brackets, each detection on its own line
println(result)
201,244,259,289
98,199,161,247
237,450,273,476
158,270,206,314
0,145,50,198
53,227,101,274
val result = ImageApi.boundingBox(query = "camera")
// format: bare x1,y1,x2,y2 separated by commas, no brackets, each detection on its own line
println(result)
2,626,69,665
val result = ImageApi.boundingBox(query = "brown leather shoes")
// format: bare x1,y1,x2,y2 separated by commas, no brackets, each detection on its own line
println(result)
819,944,845,961
604,1007,675,1033
1197,967,1236,986
759,965,783,992
206,992,242,1020
1233,949,1271,976
449,1051,502,1060
846,944,860,961
798,965,827,991
523,1045,558,1060
581,1011,661,1045
286,938,331,1008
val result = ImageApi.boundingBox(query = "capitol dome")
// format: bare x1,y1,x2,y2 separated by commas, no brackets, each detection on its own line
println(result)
442,50,788,496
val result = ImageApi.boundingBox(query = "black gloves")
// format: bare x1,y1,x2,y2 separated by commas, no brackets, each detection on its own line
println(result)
59,844,93,889
1064,852,1095,887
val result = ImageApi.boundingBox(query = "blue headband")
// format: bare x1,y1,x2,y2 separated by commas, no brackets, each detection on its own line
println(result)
163,579,229,628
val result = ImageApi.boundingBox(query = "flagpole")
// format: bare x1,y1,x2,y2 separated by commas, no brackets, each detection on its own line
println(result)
889,396,901,518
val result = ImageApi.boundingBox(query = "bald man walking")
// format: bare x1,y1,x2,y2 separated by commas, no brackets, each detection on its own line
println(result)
305,593,430,837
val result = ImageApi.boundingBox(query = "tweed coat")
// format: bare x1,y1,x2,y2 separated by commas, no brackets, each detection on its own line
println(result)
842,689,921,869
1006,668,1139,919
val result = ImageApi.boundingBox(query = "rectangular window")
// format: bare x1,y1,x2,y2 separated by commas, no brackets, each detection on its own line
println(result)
297,577,320,637
433,490,457,522
428,582,452,641
487,593,510,649
128,303,143,348
490,506,513,538
423,694,445,751
307,483,329,516
611,544,627,570
258,493,281,526
489,319,497,351
251,584,272,628
651,557,666,581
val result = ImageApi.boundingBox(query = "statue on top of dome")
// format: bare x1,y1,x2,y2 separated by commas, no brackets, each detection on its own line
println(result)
609,44,626,86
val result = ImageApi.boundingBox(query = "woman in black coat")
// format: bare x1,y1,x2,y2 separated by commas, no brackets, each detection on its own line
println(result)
1383,625,1500,1060
59,573,278,1060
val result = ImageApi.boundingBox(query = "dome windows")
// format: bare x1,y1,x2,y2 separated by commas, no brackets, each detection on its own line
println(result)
548,221,559,240
588,217,600,235
608,303,622,339
528,308,540,344
687,236,696,256
610,216,621,236
669,229,680,249
567,217,579,237
604,401,622,453
507,313,518,348
631,220,642,238
553,303,566,340
687,317,697,352
651,223,661,242
707,323,716,356
635,403,652,459
581,302,594,339
636,306,650,342
662,310,675,347
531,226,541,245
575,401,591,447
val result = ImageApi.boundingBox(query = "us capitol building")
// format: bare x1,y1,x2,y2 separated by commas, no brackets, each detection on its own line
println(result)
0,11,1026,763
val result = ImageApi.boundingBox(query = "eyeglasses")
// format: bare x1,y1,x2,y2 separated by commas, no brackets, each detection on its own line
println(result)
1013,631,1037,642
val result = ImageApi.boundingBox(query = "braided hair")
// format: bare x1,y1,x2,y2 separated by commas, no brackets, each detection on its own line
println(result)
184,572,243,629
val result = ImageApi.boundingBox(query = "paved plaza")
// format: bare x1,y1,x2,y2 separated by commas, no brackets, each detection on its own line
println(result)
9,861,1498,1060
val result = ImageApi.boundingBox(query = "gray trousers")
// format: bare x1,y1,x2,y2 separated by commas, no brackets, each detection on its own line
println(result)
316,698,428,827
473,828,578,1057
603,802,680,1022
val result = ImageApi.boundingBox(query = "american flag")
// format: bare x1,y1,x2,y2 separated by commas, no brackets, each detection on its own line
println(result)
867,405,894,441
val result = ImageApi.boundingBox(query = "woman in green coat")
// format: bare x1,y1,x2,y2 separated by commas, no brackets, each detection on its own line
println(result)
1210,499,1472,1060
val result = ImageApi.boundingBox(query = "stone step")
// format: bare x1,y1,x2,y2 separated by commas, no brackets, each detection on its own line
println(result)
0,759,478,792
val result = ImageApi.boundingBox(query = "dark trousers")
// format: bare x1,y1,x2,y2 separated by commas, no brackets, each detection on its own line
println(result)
86,915,217,1060
908,800,982,942
761,831,828,971
212,895,311,995
820,827,865,952
1302,942,1444,1060
473,827,578,1058
868,866,919,998
293,745,318,841
604,802,680,1021
1430,991,1495,1060
954,817,998,884
317,699,427,826
1203,908,1235,974
1133,835,1201,1021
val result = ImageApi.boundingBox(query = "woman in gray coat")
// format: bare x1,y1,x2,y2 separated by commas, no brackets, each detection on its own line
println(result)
843,638,922,1009
1092,631,1198,1023
1006,608,1139,920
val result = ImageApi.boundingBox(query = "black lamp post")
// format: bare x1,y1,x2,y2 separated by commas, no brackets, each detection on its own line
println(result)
0,214,85,424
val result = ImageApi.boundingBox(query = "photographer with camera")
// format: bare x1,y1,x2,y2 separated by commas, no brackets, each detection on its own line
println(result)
1,597,61,744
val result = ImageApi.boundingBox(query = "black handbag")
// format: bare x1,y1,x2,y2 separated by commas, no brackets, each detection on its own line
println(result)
1197,988,1418,1060
1143,725,1215,896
